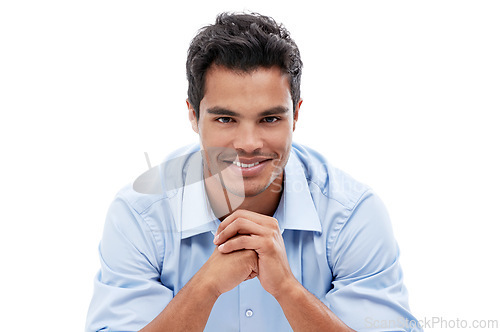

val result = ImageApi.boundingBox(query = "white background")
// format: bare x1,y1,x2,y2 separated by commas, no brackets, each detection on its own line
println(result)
1,1,499,330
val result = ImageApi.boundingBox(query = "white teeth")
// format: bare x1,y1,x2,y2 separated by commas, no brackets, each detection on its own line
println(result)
233,161,260,168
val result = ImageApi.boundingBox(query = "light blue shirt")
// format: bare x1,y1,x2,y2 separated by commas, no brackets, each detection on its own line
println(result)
86,143,421,331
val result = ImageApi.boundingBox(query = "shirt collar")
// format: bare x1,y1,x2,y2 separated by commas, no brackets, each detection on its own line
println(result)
178,147,322,239
178,151,219,239
274,150,322,234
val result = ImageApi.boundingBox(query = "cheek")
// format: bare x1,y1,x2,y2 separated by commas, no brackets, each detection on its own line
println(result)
198,120,215,142
267,127,293,150
199,126,232,146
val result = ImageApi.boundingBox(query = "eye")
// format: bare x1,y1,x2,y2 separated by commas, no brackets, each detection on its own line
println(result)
262,116,279,123
216,117,233,123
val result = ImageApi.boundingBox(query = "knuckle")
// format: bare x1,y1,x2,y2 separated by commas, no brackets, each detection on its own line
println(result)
266,217,280,230
264,227,278,238
233,209,245,217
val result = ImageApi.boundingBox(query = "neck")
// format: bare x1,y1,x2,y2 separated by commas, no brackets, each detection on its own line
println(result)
204,172,284,221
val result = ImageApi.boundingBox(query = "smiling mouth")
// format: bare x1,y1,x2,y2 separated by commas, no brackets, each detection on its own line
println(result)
217,152,277,172
232,161,260,168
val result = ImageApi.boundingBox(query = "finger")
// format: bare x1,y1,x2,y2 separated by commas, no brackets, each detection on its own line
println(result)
218,234,263,253
216,209,277,235
216,209,253,235
214,218,266,245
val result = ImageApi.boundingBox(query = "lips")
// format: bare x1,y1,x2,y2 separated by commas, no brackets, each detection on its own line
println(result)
222,157,272,178
211,149,278,178
221,156,273,164
232,160,260,168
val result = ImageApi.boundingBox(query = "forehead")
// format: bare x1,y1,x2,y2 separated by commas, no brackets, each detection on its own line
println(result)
200,65,292,114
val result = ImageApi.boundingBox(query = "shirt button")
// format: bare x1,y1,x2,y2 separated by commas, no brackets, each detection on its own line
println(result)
245,309,253,317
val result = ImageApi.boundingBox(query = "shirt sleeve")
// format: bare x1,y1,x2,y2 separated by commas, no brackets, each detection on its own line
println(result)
323,191,422,332
85,195,172,332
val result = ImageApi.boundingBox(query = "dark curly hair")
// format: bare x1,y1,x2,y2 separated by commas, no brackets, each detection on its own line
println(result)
186,12,303,119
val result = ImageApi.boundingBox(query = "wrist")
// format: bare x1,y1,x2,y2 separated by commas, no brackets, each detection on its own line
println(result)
191,269,221,301
273,276,302,302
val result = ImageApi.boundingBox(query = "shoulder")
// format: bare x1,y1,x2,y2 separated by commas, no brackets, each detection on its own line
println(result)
291,142,371,211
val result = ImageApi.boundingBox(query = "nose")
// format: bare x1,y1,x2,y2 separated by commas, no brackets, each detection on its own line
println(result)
232,123,263,153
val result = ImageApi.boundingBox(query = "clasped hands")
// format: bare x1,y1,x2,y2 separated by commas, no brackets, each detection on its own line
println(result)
206,209,297,299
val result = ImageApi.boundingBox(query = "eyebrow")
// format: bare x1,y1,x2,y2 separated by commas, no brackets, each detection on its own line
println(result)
206,106,289,117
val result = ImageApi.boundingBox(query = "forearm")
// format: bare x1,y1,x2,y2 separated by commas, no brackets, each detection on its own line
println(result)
139,272,218,332
275,279,355,332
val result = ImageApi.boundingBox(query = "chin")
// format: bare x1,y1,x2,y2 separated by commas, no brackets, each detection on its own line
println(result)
224,181,272,198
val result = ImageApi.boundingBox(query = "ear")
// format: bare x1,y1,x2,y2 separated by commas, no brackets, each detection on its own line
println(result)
292,99,302,131
186,99,199,134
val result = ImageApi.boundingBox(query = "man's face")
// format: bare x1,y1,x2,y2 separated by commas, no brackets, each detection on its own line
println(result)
188,65,300,197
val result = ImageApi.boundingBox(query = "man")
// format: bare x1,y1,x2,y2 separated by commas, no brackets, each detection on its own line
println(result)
86,12,421,331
